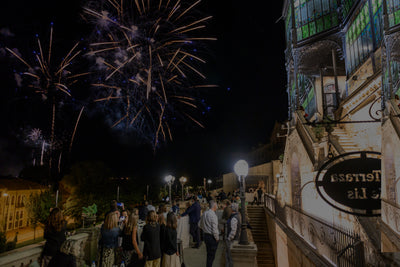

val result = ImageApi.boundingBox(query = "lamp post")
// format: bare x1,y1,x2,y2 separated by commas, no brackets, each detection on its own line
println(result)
165,175,175,205
207,179,212,191
234,159,249,245
179,176,187,201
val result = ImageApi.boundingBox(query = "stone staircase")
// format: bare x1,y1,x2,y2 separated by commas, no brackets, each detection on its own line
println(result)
331,127,359,152
247,206,275,267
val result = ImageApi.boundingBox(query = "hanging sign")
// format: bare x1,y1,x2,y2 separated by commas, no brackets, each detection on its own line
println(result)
315,151,381,216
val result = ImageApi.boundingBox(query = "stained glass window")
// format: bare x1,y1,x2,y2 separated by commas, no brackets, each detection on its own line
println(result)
298,74,317,117
345,3,374,74
387,0,400,27
294,0,338,41
285,6,292,45
372,0,383,45
342,0,357,19
392,61,400,95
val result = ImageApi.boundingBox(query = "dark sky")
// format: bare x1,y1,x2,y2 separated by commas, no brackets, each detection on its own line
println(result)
0,1,287,184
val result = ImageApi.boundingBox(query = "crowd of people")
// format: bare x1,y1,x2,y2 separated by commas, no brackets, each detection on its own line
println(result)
39,186,265,267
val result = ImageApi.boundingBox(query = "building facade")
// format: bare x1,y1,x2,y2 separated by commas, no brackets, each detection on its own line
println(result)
262,0,400,265
0,178,44,233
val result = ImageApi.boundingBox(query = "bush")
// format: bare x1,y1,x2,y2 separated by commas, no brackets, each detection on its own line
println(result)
5,240,16,251
0,231,6,253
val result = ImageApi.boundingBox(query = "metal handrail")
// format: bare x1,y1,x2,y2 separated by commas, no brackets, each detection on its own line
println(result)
264,194,364,266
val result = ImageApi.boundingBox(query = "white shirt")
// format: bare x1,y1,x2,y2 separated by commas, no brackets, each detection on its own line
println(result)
200,209,219,241
146,205,155,211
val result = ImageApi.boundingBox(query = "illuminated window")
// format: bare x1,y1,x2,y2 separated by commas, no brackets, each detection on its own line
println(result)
294,0,338,41
387,0,400,27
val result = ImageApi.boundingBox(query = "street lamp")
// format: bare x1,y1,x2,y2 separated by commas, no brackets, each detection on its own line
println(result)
179,176,187,201
234,159,249,245
207,179,212,191
165,175,175,205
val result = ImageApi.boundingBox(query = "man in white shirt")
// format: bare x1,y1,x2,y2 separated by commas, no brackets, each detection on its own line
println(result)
199,200,219,267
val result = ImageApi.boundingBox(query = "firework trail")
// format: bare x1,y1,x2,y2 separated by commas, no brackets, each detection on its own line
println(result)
83,0,216,148
7,24,89,171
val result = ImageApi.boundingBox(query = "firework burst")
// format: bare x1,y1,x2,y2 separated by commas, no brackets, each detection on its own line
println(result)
83,0,216,147
7,24,89,170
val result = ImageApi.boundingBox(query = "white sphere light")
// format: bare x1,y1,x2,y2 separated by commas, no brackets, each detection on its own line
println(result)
165,175,174,183
234,160,249,177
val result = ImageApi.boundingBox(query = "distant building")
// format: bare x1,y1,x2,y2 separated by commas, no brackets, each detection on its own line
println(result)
0,178,44,232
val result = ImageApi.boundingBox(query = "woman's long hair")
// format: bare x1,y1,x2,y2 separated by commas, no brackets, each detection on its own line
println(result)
46,207,64,232
124,214,138,235
166,212,177,230
104,211,118,230
146,210,158,225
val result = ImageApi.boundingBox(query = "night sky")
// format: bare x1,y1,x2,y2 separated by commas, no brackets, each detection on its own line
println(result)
0,1,287,184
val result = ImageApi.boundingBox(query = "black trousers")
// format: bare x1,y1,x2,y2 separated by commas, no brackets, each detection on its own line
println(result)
189,222,201,245
203,233,218,267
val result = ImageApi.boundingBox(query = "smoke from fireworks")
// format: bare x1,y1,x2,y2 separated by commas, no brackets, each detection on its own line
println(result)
83,0,216,148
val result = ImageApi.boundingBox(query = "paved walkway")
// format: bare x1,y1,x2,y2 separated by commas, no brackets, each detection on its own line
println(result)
183,241,225,267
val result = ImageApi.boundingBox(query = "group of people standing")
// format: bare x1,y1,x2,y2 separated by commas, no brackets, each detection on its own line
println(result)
40,195,244,267
180,196,242,267
98,200,181,267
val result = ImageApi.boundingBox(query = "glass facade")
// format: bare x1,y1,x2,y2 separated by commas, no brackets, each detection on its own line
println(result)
345,3,373,74
387,0,400,27
286,6,293,45
372,0,383,44
345,0,382,75
342,0,357,18
290,74,316,117
294,0,339,41
298,74,317,117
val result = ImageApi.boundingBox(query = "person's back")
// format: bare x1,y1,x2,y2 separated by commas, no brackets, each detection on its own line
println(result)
100,225,120,248
42,208,67,267
142,223,160,259
141,211,161,265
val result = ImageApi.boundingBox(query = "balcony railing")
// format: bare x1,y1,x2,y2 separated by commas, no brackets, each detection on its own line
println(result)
264,194,365,266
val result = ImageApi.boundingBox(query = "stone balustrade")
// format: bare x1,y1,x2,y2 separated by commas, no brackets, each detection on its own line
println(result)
0,228,99,267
